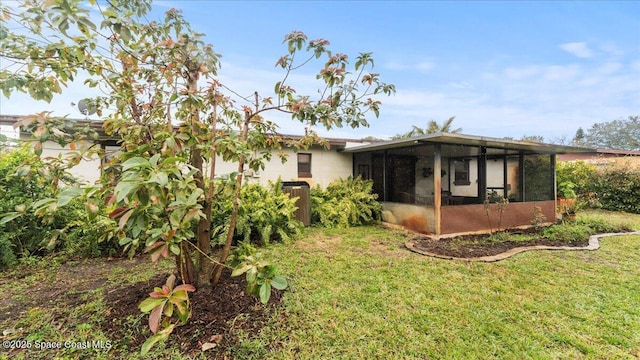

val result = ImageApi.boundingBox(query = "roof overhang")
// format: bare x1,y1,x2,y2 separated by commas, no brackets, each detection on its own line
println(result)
1,114,369,149
342,132,595,155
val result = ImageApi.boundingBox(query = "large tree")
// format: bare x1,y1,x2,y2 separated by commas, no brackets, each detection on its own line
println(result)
0,0,394,290
582,116,640,151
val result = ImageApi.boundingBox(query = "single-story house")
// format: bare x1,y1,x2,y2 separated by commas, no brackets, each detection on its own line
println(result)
3,114,595,235
558,149,640,168
0,114,367,187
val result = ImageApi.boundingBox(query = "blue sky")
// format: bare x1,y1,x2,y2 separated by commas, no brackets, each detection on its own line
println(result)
2,0,639,142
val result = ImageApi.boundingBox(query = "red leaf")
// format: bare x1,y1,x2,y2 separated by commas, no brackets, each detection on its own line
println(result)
149,305,163,334
118,209,134,230
144,241,167,263
144,241,164,253
174,284,196,293
161,243,169,259
106,194,116,206
149,292,165,299
108,206,127,219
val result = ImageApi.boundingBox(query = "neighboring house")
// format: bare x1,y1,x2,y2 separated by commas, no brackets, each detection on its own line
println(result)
1,114,366,188
344,133,593,235
557,149,640,168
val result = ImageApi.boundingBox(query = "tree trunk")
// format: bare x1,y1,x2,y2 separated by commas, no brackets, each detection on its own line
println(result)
176,241,196,285
197,199,214,285
185,60,212,286
200,105,219,285
211,107,253,285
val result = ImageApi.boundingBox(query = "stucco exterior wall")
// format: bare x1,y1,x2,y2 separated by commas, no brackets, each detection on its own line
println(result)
449,158,479,197
214,146,353,188
381,202,435,234
16,134,102,184
11,134,353,189
485,157,519,198
415,156,435,200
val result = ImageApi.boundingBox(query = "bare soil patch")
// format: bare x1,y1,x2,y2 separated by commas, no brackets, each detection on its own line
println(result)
410,227,589,258
0,256,283,358
0,256,148,324
102,268,283,357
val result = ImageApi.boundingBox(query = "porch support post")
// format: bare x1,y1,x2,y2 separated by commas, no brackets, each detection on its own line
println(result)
518,151,525,202
434,144,442,235
383,150,388,202
478,147,487,203
503,155,508,198
550,153,557,204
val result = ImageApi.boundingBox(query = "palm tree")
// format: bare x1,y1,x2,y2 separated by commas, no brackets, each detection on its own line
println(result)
392,116,461,139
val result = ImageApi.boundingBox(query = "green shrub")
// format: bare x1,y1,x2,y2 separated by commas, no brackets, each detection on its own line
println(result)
211,179,302,245
557,161,597,196
0,145,58,267
0,145,119,268
558,161,640,214
590,166,640,214
542,224,592,242
62,210,120,258
577,216,633,234
0,236,16,268
310,176,381,228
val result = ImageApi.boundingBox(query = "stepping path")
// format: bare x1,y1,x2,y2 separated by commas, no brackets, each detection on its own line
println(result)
405,231,640,262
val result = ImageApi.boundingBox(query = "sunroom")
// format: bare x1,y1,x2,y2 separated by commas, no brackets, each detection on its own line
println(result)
344,133,592,235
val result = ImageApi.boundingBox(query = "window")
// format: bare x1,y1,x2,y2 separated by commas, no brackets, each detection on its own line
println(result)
297,153,312,177
453,159,470,185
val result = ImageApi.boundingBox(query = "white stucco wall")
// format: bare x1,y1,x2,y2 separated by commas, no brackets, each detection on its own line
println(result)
214,146,353,188
42,141,102,184
15,134,102,184
486,157,520,198
11,134,353,189
415,156,434,199
449,158,478,197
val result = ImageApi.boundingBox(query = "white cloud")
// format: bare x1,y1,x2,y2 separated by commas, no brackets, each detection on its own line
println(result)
363,52,640,141
448,81,474,89
384,89,445,107
504,65,541,80
559,42,594,58
385,59,436,73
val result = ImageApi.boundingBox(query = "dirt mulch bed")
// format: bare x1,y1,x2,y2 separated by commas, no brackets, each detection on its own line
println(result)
103,268,283,358
410,228,589,259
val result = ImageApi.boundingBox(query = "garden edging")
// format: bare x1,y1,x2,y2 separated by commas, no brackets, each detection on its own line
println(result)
405,231,640,262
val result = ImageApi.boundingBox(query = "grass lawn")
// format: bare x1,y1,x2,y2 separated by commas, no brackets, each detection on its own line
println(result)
1,210,639,359
255,210,640,359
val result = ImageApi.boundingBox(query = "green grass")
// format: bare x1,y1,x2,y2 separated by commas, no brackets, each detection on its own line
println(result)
249,210,640,359
1,210,639,359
